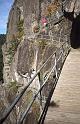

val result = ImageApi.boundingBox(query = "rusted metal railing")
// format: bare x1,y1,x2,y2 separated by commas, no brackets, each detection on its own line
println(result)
0,41,70,124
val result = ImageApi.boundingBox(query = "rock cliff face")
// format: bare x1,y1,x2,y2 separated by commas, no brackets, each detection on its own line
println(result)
1,0,80,123
3,0,80,84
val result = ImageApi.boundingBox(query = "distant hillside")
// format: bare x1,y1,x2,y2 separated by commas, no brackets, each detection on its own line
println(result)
0,34,6,82
0,34,6,45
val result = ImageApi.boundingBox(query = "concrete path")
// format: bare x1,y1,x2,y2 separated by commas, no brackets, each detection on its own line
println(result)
45,48,80,124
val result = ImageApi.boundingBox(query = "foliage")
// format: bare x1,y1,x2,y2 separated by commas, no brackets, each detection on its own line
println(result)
32,101,40,122
8,81,18,93
7,81,19,103
6,19,24,65
0,34,6,45
7,40,19,65
35,39,47,50
17,19,24,40
45,1,60,16
7,19,24,65
0,34,6,81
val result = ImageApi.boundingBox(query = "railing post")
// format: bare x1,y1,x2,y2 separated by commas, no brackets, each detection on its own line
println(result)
61,45,64,63
54,53,58,79
38,72,43,109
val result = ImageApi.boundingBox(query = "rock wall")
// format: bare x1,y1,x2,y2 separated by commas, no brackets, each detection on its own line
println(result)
2,0,80,84
3,0,72,84
1,0,80,123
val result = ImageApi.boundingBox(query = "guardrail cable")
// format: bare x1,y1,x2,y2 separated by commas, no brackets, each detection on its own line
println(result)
0,41,71,124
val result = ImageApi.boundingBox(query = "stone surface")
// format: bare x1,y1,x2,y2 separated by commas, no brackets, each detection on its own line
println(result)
3,0,73,84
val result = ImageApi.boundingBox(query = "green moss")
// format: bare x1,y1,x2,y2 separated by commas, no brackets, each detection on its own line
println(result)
7,40,20,65
32,101,40,121
35,39,47,50
6,20,24,65
26,90,33,104
6,81,19,104
17,19,24,40
8,81,18,93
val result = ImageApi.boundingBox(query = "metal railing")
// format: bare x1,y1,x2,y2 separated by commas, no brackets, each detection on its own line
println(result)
0,41,71,124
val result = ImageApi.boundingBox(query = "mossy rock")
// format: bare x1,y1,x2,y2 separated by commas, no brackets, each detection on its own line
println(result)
17,19,24,40
7,40,20,65
17,88,40,124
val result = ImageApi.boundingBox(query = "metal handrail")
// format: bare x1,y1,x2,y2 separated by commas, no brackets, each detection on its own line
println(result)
0,50,56,124
0,41,70,124
38,76,58,124
18,63,56,124
38,47,70,124
18,50,64,124
33,34,69,45
18,43,70,124
47,15,64,25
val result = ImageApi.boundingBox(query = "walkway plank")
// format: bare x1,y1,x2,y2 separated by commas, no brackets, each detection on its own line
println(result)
45,49,80,124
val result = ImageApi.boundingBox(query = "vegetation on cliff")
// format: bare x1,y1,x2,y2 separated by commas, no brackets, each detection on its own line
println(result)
0,34,6,81
7,39,19,65
45,0,60,16
17,19,24,40
7,19,24,65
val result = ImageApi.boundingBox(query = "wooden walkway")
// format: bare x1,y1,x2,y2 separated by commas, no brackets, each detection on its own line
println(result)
45,48,80,124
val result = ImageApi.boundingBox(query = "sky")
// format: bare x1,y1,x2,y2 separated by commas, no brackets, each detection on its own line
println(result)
0,0,14,34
